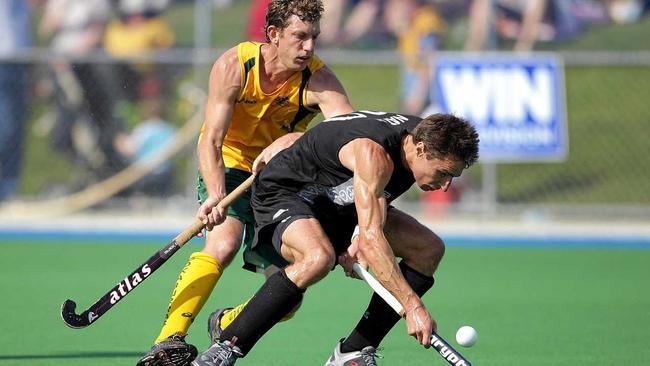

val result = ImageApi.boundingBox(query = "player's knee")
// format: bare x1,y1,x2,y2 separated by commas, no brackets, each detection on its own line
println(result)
405,233,445,276
302,246,335,279
202,237,242,267
422,234,445,274
429,233,445,260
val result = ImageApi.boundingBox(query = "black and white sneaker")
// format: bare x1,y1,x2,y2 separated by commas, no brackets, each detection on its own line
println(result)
136,335,197,366
191,340,243,366
324,339,382,366
207,308,232,343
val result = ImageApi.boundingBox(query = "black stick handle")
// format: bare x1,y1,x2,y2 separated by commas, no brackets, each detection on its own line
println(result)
430,333,472,366
352,263,472,366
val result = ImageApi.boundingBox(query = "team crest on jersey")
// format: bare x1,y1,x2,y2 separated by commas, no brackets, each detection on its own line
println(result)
274,96,290,107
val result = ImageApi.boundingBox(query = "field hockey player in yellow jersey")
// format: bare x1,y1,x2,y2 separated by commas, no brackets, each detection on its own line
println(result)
136,1,354,365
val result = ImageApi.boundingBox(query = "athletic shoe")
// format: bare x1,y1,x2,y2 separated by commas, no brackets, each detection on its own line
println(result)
136,334,198,366
324,339,382,366
191,340,243,366
207,308,232,343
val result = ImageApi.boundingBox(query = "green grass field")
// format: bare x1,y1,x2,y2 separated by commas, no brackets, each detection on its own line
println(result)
2,238,649,365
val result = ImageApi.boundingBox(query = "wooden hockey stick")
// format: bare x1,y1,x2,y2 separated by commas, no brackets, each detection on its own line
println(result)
61,174,255,329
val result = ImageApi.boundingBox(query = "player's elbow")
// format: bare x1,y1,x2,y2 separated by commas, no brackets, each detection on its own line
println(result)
197,137,222,158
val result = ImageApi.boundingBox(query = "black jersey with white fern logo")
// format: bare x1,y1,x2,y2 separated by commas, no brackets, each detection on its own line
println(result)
253,111,421,212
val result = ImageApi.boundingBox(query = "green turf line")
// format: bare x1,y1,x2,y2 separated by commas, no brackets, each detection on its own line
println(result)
2,242,649,365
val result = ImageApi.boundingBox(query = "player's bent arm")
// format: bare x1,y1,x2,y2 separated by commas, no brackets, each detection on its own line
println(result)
339,139,423,313
197,47,241,210
305,65,354,119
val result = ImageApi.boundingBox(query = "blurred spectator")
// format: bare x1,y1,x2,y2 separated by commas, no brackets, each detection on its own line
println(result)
386,0,468,214
0,0,32,202
247,0,271,42
607,0,645,24
114,98,177,196
465,0,612,51
321,0,390,46
104,0,175,59
466,0,542,51
388,0,447,115
39,0,126,182
104,0,175,116
465,0,585,51
104,0,176,196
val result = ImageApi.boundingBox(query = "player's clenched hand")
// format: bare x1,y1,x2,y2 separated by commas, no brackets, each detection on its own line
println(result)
405,304,436,348
338,253,362,280
252,139,285,173
252,148,272,173
339,234,367,280
196,195,227,231
253,132,303,173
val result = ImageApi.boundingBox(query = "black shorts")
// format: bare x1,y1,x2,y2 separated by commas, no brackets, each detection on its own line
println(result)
250,186,358,270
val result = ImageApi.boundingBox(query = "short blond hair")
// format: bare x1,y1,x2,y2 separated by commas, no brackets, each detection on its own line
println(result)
264,0,324,42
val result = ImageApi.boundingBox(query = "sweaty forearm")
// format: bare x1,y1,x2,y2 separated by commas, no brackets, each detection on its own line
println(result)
198,145,226,197
359,234,422,312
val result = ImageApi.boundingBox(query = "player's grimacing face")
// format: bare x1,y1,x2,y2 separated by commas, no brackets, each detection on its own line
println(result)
412,148,465,192
276,15,320,70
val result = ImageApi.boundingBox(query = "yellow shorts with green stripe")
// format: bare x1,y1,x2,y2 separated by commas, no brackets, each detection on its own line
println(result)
197,168,273,272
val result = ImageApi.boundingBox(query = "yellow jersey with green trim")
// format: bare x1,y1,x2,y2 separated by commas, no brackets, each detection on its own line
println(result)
201,41,325,172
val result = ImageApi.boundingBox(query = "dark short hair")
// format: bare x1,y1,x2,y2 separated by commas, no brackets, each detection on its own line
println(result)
411,113,480,167
265,0,324,42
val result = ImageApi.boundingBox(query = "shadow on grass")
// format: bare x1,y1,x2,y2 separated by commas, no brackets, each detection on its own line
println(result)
0,352,142,360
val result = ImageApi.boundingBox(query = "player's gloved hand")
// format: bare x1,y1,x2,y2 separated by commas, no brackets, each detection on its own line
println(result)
405,303,436,348
197,194,227,231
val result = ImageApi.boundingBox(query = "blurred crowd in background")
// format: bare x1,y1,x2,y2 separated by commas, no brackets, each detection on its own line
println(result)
2,0,178,202
1,0,649,204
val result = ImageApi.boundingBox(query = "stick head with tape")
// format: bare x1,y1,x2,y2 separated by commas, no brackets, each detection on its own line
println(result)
61,299,92,329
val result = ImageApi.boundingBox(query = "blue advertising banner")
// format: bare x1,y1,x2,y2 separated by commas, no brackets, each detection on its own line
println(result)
433,54,567,162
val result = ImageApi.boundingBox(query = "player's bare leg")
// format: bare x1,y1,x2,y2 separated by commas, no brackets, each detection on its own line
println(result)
194,218,334,365
385,208,445,276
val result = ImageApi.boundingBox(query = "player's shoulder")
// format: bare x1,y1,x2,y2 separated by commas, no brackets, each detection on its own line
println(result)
209,45,244,83
214,41,265,71
306,64,342,93
214,45,240,66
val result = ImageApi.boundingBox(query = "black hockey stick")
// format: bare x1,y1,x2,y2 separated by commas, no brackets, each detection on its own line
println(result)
61,174,255,329
352,263,472,366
